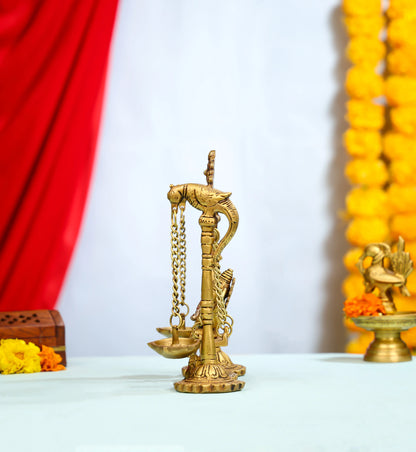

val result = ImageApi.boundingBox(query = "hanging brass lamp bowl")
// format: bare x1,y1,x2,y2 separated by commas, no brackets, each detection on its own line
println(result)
148,327,200,359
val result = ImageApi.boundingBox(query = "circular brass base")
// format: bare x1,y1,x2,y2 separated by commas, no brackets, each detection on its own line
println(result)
352,312,416,363
174,378,245,393
364,336,412,363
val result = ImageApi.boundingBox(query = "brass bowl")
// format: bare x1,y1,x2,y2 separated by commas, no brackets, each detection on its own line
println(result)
156,327,193,338
352,312,416,363
147,337,200,359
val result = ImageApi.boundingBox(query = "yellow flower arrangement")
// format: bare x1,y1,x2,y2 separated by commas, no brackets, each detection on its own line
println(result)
346,332,373,354
342,0,381,17
388,46,416,76
388,18,416,48
345,158,388,187
346,37,386,66
390,159,416,185
388,0,416,19
388,184,416,213
343,129,382,159
391,214,416,240
346,217,389,247
342,273,364,298
346,187,389,218
343,248,365,273
383,132,416,160
346,100,385,129
0,339,41,375
343,15,385,38
391,106,416,135
385,76,416,106
345,66,384,100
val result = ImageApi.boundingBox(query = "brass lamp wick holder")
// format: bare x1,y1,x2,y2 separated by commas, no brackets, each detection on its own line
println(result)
148,151,245,393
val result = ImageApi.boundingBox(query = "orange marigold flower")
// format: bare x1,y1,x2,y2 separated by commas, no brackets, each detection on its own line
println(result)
388,0,416,19
343,129,382,159
388,46,416,76
346,187,390,218
345,67,384,100
346,100,385,130
346,217,390,247
343,15,385,38
383,132,416,160
344,293,386,318
388,18,416,48
391,214,416,241
342,0,382,16
345,158,388,187
388,184,416,214
391,106,416,135
347,37,386,66
38,345,65,372
390,160,416,185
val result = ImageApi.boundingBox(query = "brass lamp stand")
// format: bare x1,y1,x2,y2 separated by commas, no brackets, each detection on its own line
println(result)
148,151,245,393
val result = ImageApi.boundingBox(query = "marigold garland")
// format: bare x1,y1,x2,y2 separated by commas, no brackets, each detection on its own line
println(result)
346,100,385,129
346,187,390,218
343,129,382,159
390,106,416,135
385,76,416,106
345,159,388,187
383,132,416,160
388,46,416,76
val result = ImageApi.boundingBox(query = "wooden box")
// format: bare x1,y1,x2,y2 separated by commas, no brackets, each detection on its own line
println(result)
0,310,66,366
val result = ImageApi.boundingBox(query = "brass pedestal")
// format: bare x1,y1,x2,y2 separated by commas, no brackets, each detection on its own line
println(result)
352,312,416,363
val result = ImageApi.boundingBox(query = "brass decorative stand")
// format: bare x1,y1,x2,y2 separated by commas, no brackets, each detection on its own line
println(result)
148,151,245,393
351,238,416,363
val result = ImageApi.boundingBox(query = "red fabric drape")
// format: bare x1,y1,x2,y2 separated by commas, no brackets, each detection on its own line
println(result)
0,0,119,310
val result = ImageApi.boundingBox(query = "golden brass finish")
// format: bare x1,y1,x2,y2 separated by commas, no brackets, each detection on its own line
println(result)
156,327,193,338
148,151,245,392
351,237,416,362
352,313,416,362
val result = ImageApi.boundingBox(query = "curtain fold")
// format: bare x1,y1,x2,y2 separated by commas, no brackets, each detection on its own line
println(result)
0,0,119,310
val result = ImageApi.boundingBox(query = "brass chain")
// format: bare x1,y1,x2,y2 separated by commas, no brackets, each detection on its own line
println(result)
169,206,182,328
178,205,189,319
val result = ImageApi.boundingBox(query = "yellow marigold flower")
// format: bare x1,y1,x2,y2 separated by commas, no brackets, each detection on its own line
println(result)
388,18,416,48
346,217,390,247
344,316,366,333
391,213,416,240
388,0,416,19
391,106,416,135
342,0,381,16
388,46,416,76
383,132,416,160
346,187,390,218
347,37,386,66
402,327,416,348
345,158,388,187
0,339,41,375
345,67,384,100
388,184,416,214
385,76,416,106
395,293,416,311
346,100,385,130
343,248,364,273
342,274,364,298
343,129,382,159
346,332,373,354
344,15,385,38
390,159,416,185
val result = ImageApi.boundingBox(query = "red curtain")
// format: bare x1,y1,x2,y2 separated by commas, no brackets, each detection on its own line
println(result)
0,0,119,310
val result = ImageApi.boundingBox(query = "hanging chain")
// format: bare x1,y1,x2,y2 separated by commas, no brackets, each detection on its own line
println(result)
169,206,182,328
178,205,189,319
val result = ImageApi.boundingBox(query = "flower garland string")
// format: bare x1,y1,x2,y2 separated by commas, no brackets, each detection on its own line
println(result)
384,0,416,350
341,0,388,352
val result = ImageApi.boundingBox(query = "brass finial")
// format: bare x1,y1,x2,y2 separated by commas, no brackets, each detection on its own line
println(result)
204,150,215,186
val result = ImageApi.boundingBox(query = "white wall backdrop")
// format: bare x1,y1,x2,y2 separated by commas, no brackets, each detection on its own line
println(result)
57,0,350,357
